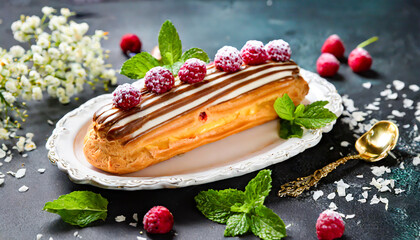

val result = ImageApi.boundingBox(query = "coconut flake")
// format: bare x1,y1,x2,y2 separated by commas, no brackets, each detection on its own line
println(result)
365,103,380,110
394,188,405,194
38,168,46,173
362,82,371,89
413,155,420,166
15,168,26,179
327,192,336,199
393,80,405,91
18,185,29,192
345,194,354,202
36,234,43,240
115,215,126,222
380,89,392,97
4,155,12,163
356,175,364,178
346,214,356,219
74,231,79,237
329,202,338,211
370,178,382,190
391,110,406,117
371,166,391,177
340,141,350,147
362,191,368,199
133,213,138,222
129,222,137,227
409,84,419,92
335,179,349,197
137,237,147,240
313,190,324,200
0,149,5,158
0,178,4,186
380,197,389,210
370,195,380,204
403,99,414,108
47,120,54,125
358,199,367,203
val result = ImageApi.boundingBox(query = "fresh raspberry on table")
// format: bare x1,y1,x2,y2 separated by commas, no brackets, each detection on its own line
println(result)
143,206,174,234
144,66,175,94
240,40,268,65
214,46,243,73
316,53,340,77
120,34,142,54
348,48,372,73
112,83,141,110
178,58,207,84
264,39,292,62
316,209,345,240
321,34,345,59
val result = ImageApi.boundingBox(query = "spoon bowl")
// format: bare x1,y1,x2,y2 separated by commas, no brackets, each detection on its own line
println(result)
355,121,399,162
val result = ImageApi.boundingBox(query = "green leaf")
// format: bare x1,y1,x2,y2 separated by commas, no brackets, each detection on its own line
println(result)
158,20,182,66
273,94,295,121
279,119,303,139
224,213,251,237
306,100,328,109
180,48,210,63
195,189,245,224
169,61,184,76
244,169,272,206
43,191,108,227
294,105,337,129
250,205,287,240
293,104,305,118
120,52,159,79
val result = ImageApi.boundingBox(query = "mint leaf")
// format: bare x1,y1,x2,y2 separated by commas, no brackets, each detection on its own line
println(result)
293,104,305,118
250,205,286,240
43,191,108,227
279,120,303,139
180,48,210,63
195,189,245,224
120,52,159,79
273,94,295,121
158,20,182,66
167,61,184,76
294,104,337,129
306,100,328,109
224,213,251,237
245,169,272,206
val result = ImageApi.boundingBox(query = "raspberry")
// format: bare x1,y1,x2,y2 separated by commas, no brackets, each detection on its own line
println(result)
240,40,268,65
112,83,141,110
120,34,142,54
321,34,345,59
348,48,372,73
316,53,340,77
264,39,292,62
316,209,345,240
214,46,243,73
144,66,175,94
178,58,207,84
143,206,174,234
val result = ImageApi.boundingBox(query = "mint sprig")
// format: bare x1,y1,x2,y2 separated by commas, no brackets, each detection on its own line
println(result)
120,20,210,79
195,170,287,240
274,94,337,139
43,191,108,227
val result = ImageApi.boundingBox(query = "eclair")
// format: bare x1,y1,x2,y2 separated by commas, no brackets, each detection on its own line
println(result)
83,60,309,174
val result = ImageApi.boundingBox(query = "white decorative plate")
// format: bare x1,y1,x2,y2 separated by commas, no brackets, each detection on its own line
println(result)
46,69,343,190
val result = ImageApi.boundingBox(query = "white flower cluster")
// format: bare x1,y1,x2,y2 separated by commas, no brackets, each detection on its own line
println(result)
0,6,116,141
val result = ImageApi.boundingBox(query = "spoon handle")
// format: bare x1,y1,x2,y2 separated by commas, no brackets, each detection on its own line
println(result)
278,154,361,197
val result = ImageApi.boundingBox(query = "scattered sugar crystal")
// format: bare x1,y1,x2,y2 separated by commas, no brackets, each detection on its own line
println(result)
362,82,371,89
313,190,324,200
392,80,405,91
15,168,26,179
346,214,356,219
391,110,406,117
36,234,43,240
18,185,29,192
409,84,419,92
0,149,5,158
371,166,391,177
413,155,420,166
356,175,364,178
329,202,338,211
129,222,137,227
340,141,350,147
133,213,138,222
38,168,46,173
394,188,405,194
115,215,126,222
345,194,354,202
327,192,336,199
0,178,4,186
358,199,367,203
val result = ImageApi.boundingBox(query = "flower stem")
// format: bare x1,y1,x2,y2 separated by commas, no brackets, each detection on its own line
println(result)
357,36,378,48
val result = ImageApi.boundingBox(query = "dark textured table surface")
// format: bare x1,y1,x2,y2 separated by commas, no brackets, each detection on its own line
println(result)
0,0,419,239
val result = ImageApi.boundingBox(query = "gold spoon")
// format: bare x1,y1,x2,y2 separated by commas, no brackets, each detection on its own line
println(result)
278,120,399,197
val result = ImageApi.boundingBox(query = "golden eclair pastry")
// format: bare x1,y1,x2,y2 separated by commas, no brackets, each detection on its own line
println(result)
83,61,309,174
